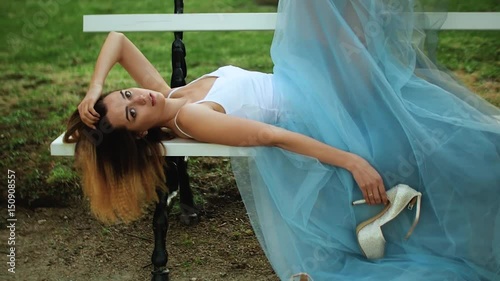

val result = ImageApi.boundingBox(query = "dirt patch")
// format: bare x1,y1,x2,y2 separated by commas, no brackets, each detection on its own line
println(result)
454,70,499,106
1,197,279,281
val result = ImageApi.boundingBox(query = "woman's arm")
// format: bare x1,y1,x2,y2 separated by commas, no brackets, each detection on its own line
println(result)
177,104,387,204
79,32,170,128
89,31,170,94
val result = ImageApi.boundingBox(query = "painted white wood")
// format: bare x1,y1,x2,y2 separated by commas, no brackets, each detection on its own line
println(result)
84,12,500,32
83,13,277,32
440,12,500,30
50,134,253,157
51,114,500,156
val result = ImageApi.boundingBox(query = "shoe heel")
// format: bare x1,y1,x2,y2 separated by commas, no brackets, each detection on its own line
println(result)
352,199,367,205
290,273,313,281
357,224,386,259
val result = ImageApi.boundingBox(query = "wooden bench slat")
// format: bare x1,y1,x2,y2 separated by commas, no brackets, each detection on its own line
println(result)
51,115,500,156
441,12,500,30
83,13,277,32
50,134,253,157
83,12,500,32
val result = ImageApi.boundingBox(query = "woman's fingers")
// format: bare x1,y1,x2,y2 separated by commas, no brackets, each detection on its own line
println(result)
89,107,100,119
368,188,379,205
350,156,388,205
364,183,375,205
84,102,100,119
366,186,381,204
85,116,97,129
377,184,388,205
78,98,100,129
360,186,369,204
86,111,98,129
373,179,387,205
80,109,97,129
362,184,376,205
370,179,382,205
358,170,385,205
86,108,99,122
362,186,386,205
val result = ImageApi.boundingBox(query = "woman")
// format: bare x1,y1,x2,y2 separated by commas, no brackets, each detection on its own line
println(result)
67,0,500,280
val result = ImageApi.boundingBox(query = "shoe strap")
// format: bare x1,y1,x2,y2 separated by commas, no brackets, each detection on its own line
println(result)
405,194,422,239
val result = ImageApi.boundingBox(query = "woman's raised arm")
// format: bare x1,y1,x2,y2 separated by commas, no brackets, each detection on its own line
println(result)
177,104,388,205
79,32,170,128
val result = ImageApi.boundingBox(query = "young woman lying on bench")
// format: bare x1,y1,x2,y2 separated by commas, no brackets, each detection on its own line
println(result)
65,1,500,280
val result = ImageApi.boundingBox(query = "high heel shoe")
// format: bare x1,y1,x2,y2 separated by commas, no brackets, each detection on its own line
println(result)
289,273,314,281
352,184,422,259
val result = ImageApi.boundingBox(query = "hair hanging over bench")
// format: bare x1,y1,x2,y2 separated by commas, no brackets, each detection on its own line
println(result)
64,100,167,224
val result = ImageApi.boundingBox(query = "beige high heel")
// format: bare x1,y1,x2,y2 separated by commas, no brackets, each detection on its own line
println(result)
289,273,314,281
352,184,422,259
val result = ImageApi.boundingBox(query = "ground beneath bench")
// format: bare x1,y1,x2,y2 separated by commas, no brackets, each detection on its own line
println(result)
1,195,279,281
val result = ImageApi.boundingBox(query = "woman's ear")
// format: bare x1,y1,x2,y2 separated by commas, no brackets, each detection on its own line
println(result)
136,131,148,139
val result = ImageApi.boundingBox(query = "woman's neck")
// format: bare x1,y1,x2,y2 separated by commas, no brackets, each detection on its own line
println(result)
161,96,188,129
159,77,218,130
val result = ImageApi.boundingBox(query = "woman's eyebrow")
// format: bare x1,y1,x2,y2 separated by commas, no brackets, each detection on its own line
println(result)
119,90,130,121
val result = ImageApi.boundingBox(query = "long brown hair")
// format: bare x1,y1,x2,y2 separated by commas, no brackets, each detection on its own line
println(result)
64,96,169,224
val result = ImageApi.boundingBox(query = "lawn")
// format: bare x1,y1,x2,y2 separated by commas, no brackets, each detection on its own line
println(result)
0,0,498,206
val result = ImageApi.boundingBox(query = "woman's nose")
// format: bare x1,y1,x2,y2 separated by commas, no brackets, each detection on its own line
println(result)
132,93,147,105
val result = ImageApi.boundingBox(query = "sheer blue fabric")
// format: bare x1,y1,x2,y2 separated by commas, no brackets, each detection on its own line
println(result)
230,0,500,280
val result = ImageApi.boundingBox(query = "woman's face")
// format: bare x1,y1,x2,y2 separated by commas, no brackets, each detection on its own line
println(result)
103,88,166,132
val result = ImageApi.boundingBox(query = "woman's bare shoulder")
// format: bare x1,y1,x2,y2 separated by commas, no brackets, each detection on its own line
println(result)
176,103,277,147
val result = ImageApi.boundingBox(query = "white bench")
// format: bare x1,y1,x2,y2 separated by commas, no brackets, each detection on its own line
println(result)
50,12,500,157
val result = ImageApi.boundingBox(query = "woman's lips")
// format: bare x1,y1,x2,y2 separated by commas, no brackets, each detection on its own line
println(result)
150,93,156,106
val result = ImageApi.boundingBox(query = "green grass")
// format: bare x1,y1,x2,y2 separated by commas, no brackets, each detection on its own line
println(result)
0,0,498,205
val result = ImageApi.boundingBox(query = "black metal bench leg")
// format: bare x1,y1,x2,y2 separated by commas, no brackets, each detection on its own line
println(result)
151,188,170,281
150,156,189,280
176,157,199,226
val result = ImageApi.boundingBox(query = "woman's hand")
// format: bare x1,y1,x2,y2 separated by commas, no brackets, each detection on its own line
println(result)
347,155,388,205
78,85,102,129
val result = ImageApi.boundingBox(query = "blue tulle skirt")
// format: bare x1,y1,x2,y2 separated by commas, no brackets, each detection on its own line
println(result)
231,0,500,280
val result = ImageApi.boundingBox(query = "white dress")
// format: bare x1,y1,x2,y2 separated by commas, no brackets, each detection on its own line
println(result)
168,65,281,127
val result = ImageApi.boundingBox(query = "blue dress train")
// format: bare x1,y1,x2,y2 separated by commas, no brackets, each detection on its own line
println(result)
230,1,500,280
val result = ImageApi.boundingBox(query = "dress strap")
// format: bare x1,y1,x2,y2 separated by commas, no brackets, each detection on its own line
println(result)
168,73,213,99
167,87,182,98
173,110,194,139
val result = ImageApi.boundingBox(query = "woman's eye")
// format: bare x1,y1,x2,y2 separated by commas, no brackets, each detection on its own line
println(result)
125,91,132,98
130,108,136,118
